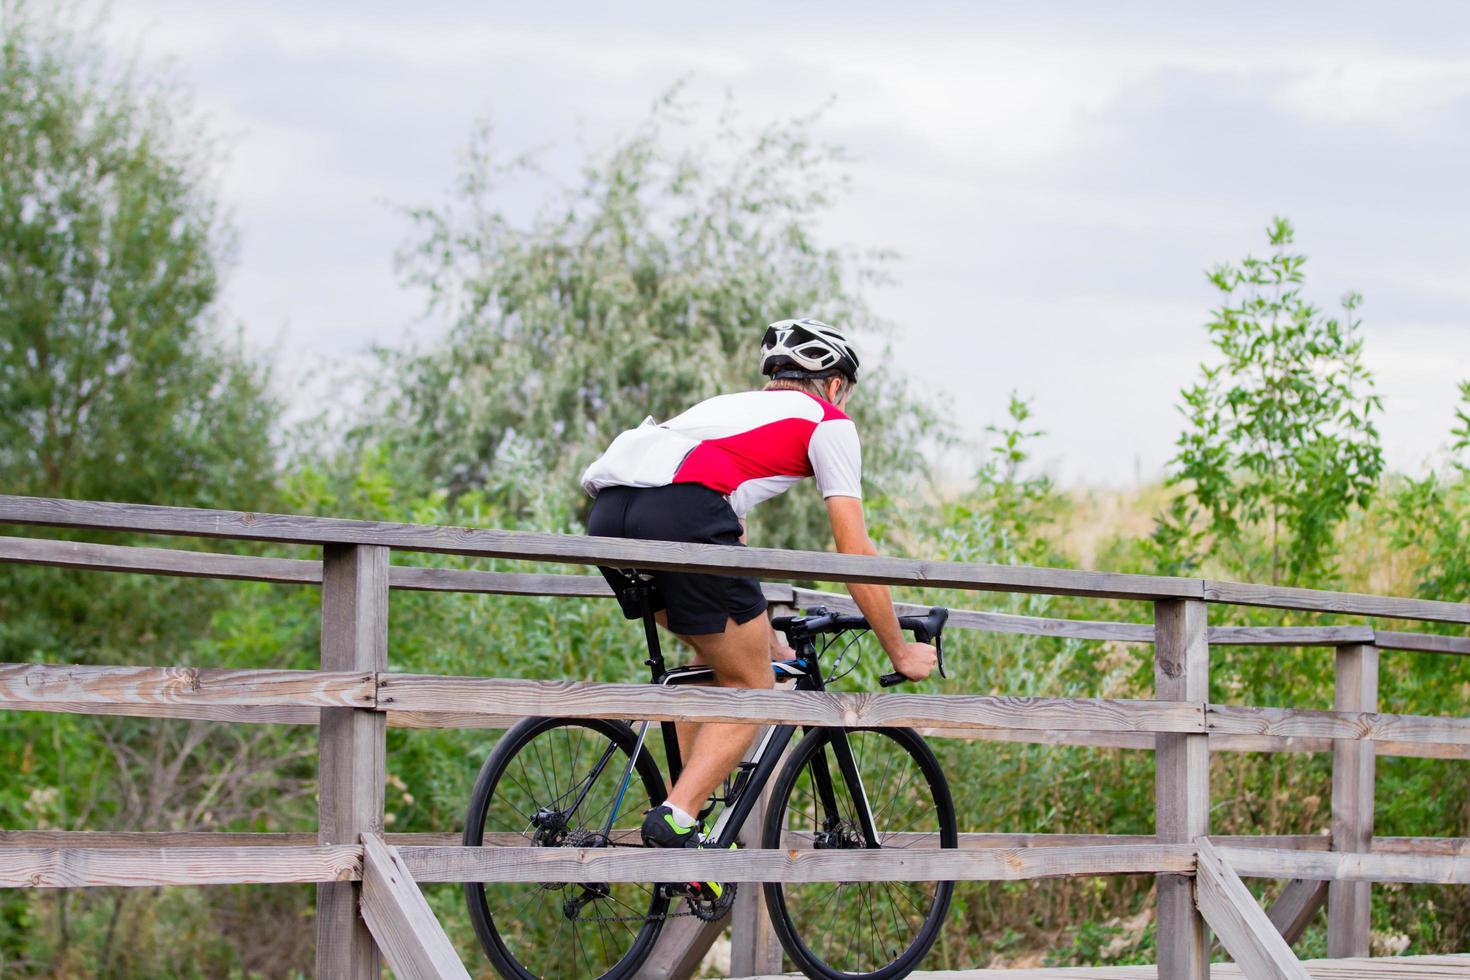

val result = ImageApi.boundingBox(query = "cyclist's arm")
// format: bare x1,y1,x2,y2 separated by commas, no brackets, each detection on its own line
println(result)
825,496,935,678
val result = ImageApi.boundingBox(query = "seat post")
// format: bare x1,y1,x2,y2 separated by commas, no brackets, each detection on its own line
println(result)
635,579,667,679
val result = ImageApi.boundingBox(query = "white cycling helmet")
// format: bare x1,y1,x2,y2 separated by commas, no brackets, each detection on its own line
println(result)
760,318,860,382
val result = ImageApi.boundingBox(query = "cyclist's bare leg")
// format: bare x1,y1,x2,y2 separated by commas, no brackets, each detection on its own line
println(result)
655,611,789,769
661,613,774,818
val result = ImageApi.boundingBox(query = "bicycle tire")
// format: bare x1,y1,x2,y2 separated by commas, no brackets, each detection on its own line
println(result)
464,716,669,980
762,726,956,980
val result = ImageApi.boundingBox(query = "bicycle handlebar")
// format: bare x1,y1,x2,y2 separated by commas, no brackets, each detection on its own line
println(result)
772,606,948,687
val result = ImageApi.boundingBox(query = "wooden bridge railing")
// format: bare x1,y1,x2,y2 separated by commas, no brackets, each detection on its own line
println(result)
0,494,1467,979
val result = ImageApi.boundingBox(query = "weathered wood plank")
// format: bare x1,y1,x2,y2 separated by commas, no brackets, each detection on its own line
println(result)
1329,644,1378,958
0,830,461,848
1267,878,1328,945
396,843,1196,883
633,914,724,980
317,544,389,980
0,845,361,887
1,699,322,725
730,756,783,978
1373,630,1470,656
1208,626,1377,647
0,662,373,709
1207,703,1470,746
789,588,1157,642
939,954,1470,978
790,588,1374,646
376,675,1206,733
1195,839,1311,980
1219,847,1470,884
1204,579,1470,626
0,495,1204,600
7,496,1470,620
1153,599,1209,980
359,834,470,980
0,534,320,583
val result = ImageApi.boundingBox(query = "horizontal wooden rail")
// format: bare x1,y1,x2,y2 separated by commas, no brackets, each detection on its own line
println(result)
1373,630,1470,657
794,588,1377,647
1208,703,1470,747
0,663,374,709
0,831,461,848
0,845,362,888
6,534,1464,652
8,829,1463,856
1216,845,1470,884
0,534,798,603
4,496,1466,622
5,665,1470,756
375,675,1207,733
396,843,1196,883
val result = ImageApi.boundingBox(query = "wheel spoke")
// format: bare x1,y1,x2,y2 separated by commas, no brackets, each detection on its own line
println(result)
767,729,953,977
465,720,667,979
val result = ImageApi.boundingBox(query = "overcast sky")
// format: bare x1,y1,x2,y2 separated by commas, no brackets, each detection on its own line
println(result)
101,1,1470,485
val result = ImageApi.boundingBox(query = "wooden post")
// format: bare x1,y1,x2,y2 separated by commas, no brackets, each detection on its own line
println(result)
1328,643,1377,958
729,767,783,977
317,544,389,979
1155,598,1210,979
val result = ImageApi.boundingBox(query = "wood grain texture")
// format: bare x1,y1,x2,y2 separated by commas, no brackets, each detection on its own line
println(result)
1267,878,1328,946
730,757,783,979
359,834,470,980
6,496,1467,618
1204,579,1470,626
0,845,360,887
923,954,1470,978
790,588,1157,642
317,544,389,980
0,494,1203,599
376,674,1206,733
1219,847,1470,884
633,914,725,980
0,534,320,583
1329,644,1378,959
0,830,461,848
2,699,322,726
1195,839,1312,980
397,844,1196,884
0,663,373,708
1207,703,1470,746
1153,599,1209,980
1373,630,1470,656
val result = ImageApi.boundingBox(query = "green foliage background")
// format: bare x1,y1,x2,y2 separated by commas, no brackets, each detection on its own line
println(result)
1,6,1467,977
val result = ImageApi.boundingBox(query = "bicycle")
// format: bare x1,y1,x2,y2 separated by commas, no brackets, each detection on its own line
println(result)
463,577,956,980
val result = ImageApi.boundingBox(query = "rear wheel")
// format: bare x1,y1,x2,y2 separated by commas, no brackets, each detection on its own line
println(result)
762,726,956,979
464,716,668,979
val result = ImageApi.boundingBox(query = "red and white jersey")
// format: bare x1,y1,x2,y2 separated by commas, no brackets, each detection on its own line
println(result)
580,390,862,518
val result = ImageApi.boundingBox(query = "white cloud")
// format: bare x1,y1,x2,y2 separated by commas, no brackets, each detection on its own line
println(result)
91,0,1470,485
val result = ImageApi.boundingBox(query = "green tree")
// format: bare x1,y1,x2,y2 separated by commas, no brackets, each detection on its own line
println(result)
375,92,941,550
1389,380,1470,603
0,0,276,505
0,6,287,974
1152,218,1383,585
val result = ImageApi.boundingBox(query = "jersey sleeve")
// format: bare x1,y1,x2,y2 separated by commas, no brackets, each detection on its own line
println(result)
808,418,863,499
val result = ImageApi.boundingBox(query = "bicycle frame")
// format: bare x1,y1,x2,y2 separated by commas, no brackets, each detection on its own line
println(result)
595,584,883,853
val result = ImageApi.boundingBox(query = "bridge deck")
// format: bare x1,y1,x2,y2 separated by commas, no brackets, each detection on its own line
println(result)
734,954,1470,979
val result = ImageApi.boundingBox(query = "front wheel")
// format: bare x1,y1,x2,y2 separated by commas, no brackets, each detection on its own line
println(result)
464,716,669,980
762,726,956,980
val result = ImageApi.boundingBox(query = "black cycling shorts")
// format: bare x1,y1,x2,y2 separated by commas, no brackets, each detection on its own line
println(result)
587,483,767,636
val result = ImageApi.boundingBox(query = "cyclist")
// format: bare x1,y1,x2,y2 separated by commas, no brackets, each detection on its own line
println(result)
580,318,937,851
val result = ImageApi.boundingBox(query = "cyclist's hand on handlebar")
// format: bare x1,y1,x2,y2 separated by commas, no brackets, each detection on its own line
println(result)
890,641,938,681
